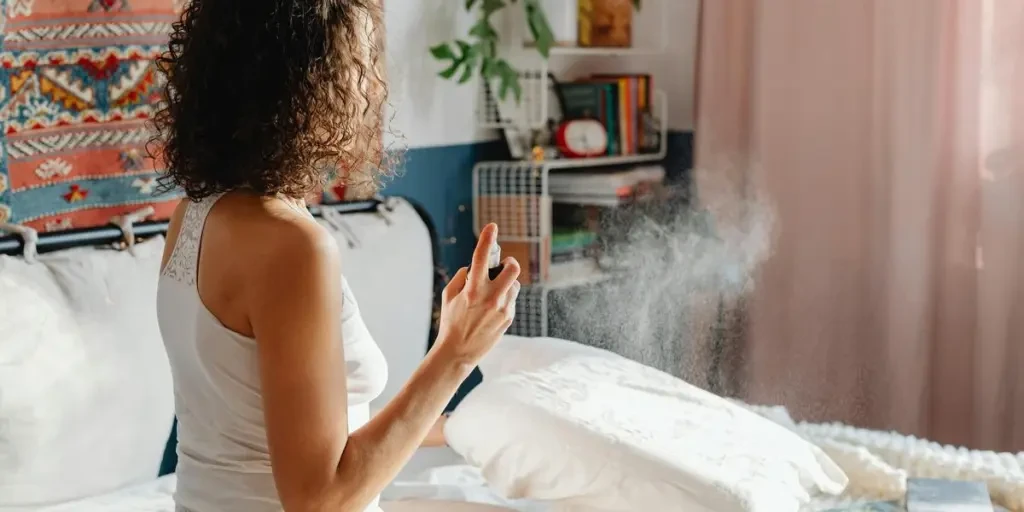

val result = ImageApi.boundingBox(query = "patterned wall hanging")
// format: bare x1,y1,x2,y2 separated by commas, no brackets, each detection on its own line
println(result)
0,0,183,232
1,1,384,233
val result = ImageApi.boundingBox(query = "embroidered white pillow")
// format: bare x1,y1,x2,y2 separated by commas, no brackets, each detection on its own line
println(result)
477,335,618,379
445,354,848,512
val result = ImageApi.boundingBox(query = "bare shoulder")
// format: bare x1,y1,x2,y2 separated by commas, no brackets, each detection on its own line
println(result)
212,194,340,285
257,217,339,275
211,195,345,349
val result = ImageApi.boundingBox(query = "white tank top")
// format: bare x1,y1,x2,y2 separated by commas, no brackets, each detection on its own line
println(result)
157,193,388,512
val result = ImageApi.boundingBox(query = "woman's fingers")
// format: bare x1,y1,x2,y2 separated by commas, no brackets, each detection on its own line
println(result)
502,280,521,313
442,267,469,303
468,224,497,286
491,257,521,295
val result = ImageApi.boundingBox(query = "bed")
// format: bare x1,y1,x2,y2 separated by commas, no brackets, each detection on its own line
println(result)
0,197,554,512
1,197,1021,512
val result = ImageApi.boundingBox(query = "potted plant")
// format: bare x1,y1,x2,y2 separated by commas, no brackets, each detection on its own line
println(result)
429,0,640,102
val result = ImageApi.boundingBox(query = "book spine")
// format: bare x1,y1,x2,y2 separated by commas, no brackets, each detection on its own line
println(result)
559,83,605,120
638,75,647,112
631,76,640,154
605,83,619,156
643,74,653,111
596,86,610,155
618,77,629,155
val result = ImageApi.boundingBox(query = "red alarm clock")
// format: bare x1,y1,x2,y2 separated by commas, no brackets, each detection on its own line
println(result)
554,118,608,158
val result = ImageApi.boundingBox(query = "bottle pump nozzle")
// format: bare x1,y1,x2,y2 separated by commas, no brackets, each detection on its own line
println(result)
487,240,504,280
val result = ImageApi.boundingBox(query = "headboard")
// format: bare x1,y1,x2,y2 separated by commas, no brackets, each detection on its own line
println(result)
0,196,444,503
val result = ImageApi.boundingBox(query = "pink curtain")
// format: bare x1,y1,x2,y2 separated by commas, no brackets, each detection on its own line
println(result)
695,0,1024,452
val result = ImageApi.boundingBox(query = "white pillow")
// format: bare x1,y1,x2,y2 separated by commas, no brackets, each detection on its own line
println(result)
478,335,619,379
446,349,848,512
0,238,174,507
381,501,517,512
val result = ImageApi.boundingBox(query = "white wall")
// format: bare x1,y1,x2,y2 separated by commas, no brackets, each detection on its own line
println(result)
384,0,700,149
384,0,487,148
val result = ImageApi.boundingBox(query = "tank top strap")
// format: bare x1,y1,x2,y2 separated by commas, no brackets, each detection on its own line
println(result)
161,193,226,288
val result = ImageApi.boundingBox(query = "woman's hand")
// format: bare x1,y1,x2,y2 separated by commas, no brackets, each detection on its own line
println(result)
435,223,521,366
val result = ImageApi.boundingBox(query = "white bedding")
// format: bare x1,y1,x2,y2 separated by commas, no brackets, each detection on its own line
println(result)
0,473,893,512
20,442,1021,512
21,452,521,512
30,475,176,512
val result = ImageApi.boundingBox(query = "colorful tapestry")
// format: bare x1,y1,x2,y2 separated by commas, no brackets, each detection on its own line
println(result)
0,0,185,232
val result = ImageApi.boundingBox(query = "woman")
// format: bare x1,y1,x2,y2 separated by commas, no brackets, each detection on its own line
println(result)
152,2,521,511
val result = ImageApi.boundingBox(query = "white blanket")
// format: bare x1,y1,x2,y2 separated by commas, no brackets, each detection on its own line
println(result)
739,403,1023,511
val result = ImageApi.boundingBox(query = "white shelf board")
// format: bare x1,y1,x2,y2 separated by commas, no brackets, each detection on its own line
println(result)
543,152,665,169
541,269,617,290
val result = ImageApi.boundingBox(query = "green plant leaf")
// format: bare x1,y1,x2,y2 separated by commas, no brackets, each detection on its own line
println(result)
523,0,554,58
494,59,522,102
439,62,460,80
632,0,641,9
429,43,454,60
458,60,476,83
480,56,498,79
468,18,498,40
473,40,495,65
455,39,473,57
481,0,506,15
455,40,478,83
432,0,540,105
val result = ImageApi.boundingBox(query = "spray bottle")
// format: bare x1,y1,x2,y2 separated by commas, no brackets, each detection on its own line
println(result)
483,239,504,280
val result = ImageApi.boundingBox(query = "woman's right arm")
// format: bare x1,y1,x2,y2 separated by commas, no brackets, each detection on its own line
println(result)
247,222,519,512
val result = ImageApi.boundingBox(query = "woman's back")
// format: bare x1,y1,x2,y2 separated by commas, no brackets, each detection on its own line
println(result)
157,192,388,512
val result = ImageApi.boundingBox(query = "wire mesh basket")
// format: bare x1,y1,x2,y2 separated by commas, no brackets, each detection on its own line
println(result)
508,284,548,337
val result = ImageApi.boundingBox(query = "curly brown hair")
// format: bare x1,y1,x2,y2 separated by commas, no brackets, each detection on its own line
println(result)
151,0,390,201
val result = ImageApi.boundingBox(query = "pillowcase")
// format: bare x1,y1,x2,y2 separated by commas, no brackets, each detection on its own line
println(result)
446,343,848,512
0,238,174,507
478,335,619,378
382,501,518,512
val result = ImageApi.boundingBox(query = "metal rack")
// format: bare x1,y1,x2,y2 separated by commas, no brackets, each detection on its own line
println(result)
472,88,669,336
471,160,670,336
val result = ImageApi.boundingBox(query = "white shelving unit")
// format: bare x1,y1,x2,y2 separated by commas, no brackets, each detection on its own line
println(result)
475,0,669,130
472,112,669,336
470,4,670,336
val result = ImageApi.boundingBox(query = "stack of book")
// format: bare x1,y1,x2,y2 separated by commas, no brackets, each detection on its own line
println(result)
557,74,660,157
548,165,666,206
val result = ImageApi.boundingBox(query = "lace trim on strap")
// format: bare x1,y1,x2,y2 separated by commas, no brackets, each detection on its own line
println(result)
161,194,224,286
